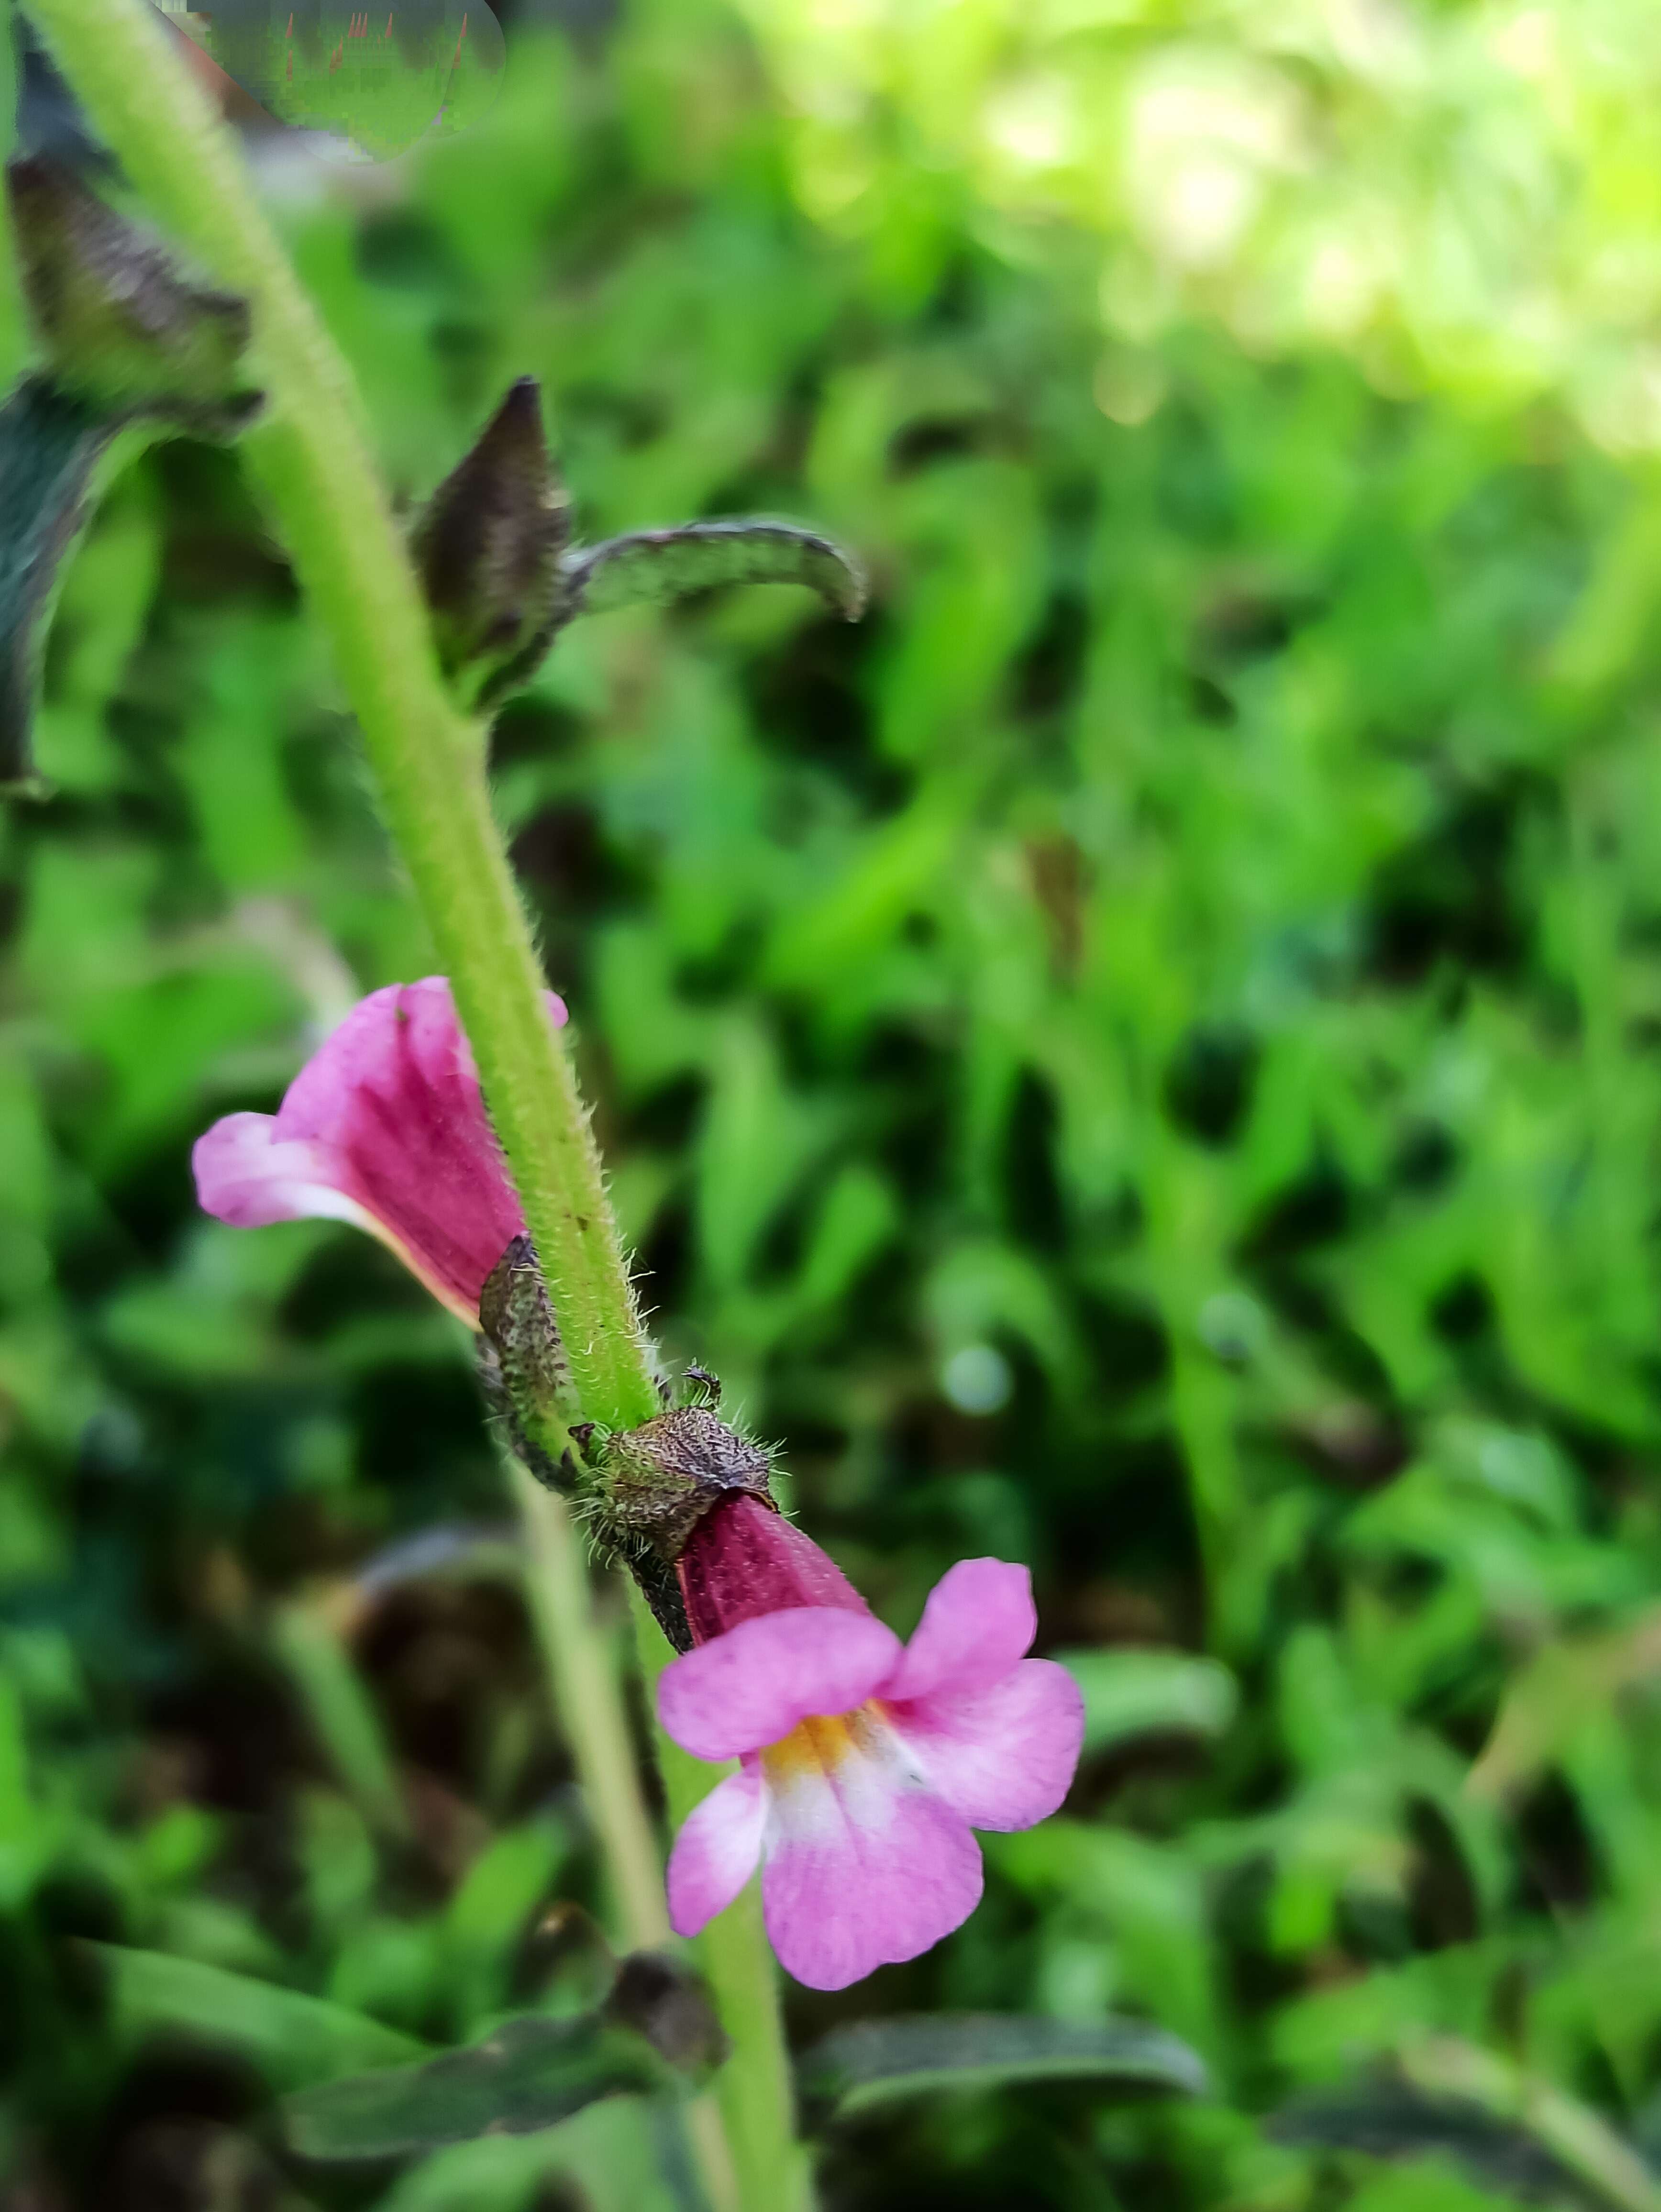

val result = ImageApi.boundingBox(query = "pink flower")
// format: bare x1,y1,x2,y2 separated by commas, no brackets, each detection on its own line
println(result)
659,1495,1084,1991
192,977,564,1326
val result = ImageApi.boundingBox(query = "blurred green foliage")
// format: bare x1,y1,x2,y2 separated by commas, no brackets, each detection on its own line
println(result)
8,0,1661,2206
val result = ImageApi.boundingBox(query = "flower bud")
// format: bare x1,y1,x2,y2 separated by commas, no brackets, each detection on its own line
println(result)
602,1950,727,2075
410,376,570,712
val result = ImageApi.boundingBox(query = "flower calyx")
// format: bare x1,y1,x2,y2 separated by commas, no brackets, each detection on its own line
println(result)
476,1233,581,1493
589,1404,776,1656
596,1406,774,1562
473,1230,775,1648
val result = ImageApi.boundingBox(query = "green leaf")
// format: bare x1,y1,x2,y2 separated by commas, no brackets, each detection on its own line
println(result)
373,2097,697,2212
1058,1648,1240,1754
556,520,865,629
1270,2083,1596,2211
0,1670,50,1909
1398,2039,1661,2212
269,1598,410,1843
799,2014,1209,2123
88,1942,426,2091
282,2010,670,2163
0,375,122,788
1273,2040,1661,2212
441,1816,569,2030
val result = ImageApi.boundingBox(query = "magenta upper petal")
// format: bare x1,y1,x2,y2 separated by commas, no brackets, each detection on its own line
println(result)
759,1731,984,1991
880,1557,1038,1703
677,1493,869,1644
665,1762,767,1938
657,1608,902,1763
886,1657,1084,1831
192,978,565,1324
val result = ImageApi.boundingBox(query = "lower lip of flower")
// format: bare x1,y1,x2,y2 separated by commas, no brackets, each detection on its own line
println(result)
757,1699,916,1815
760,1709,864,1788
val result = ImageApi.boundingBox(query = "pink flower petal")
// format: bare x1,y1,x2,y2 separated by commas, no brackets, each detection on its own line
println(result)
885,1658,1084,1831
758,1714,983,1990
880,1557,1038,1703
192,1114,385,1237
193,978,565,1325
657,1608,901,1764
677,1494,868,1644
665,1763,766,1937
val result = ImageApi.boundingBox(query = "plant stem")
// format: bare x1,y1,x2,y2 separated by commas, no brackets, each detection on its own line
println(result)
631,1594,814,2212
18,3,808,2204
513,1470,746,2212
26,0,653,1437
1398,2037,1661,2212
509,1463,668,1951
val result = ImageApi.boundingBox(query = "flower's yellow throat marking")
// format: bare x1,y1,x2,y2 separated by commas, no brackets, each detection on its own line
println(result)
762,1709,868,1786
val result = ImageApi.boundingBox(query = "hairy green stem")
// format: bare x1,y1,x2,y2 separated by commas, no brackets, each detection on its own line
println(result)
18,2,808,2204
27,0,650,1434
509,1465,669,1951
631,1594,813,2212
513,1471,745,2212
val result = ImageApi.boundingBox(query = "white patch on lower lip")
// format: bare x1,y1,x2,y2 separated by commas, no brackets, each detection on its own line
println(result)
764,1707,921,1846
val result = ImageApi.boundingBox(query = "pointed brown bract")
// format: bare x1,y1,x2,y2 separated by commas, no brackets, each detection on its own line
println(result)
410,376,571,709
